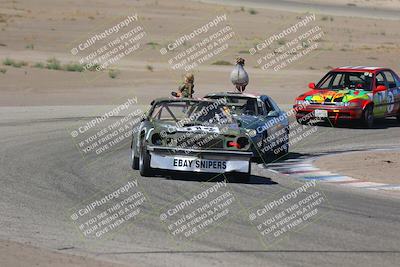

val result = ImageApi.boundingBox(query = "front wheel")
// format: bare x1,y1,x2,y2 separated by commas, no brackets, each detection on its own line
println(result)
362,105,374,128
139,142,153,176
130,139,139,170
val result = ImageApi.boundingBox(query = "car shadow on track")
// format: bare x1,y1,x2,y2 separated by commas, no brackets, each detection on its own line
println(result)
148,170,278,185
310,117,400,129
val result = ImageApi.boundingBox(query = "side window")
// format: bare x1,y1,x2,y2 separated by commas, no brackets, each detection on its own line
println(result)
265,98,280,113
331,73,344,89
383,71,397,89
375,72,386,87
257,100,265,115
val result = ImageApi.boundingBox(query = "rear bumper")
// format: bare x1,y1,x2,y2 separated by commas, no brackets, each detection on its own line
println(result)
293,104,363,120
147,146,252,173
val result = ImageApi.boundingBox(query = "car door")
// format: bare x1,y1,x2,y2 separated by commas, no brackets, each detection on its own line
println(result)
382,70,400,116
373,72,388,118
261,96,285,150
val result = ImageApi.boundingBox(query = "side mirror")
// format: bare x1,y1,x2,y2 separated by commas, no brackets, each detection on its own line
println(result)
374,85,387,93
308,82,316,89
267,110,279,117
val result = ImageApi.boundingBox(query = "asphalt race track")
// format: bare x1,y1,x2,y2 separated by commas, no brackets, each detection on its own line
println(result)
0,106,399,267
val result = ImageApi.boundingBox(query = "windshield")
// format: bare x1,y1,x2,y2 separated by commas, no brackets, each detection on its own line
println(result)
317,71,373,91
150,100,232,124
206,96,260,115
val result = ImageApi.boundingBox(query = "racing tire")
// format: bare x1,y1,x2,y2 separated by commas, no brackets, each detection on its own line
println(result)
296,116,309,125
130,139,139,170
139,143,153,177
361,105,374,128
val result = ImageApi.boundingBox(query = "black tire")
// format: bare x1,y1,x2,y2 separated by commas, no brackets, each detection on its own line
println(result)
130,139,139,170
362,105,374,128
296,117,309,125
139,142,153,176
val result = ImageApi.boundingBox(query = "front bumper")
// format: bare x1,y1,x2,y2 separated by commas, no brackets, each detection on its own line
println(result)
294,104,363,120
147,146,252,173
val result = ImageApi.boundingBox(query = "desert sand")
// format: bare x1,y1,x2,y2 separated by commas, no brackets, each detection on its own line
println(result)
0,0,399,264
315,151,400,184
0,239,127,267
0,0,399,107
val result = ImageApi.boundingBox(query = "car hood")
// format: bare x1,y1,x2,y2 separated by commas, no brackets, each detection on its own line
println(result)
299,89,371,103
151,120,242,135
233,114,264,129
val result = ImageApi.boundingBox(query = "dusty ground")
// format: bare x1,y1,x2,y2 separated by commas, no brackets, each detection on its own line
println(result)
314,151,400,184
0,239,126,267
0,0,399,106
0,0,400,265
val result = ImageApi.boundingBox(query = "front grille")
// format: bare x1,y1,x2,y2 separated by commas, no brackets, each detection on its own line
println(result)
309,101,337,106
176,134,224,149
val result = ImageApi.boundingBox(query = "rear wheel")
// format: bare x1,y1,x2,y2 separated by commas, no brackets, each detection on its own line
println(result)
397,110,400,123
139,141,153,176
362,105,374,128
296,117,309,125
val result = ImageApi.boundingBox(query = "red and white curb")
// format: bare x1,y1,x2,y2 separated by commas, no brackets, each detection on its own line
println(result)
263,151,400,192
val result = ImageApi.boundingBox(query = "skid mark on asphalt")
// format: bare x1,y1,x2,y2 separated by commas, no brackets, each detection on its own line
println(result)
263,152,400,192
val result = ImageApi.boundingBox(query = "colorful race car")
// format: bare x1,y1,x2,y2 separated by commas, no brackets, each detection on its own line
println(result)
205,92,289,161
294,66,400,127
130,98,253,181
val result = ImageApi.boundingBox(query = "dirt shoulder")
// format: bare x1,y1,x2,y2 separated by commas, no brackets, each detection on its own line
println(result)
314,151,400,184
0,239,127,267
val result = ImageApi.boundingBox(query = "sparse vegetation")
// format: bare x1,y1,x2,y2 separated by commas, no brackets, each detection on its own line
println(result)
277,39,286,45
146,65,154,72
33,62,45,68
238,50,250,54
248,9,258,15
3,58,27,68
63,63,84,72
146,42,159,49
86,63,101,71
25,44,34,50
3,58,14,66
46,57,61,70
212,60,232,66
108,69,119,79
0,68,6,74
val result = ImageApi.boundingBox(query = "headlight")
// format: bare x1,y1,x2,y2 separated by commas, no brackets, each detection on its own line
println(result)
151,133,163,145
245,129,257,137
296,100,309,105
348,101,361,107
337,102,360,107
